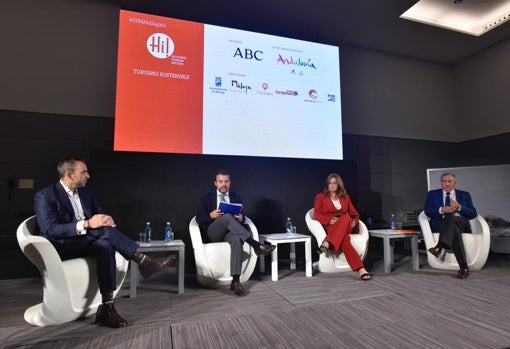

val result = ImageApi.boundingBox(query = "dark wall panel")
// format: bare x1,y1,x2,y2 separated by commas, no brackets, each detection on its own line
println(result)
89,150,358,249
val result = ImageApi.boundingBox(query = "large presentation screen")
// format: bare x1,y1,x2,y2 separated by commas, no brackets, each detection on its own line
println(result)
115,10,343,160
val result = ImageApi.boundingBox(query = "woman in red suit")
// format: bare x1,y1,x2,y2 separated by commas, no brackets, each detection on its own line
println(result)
314,173,371,280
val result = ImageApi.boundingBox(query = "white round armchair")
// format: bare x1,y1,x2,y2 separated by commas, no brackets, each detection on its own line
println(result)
305,208,369,273
16,216,128,326
189,216,259,286
418,211,490,271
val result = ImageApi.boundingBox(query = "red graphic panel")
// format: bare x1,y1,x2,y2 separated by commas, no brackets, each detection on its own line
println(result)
115,11,204,154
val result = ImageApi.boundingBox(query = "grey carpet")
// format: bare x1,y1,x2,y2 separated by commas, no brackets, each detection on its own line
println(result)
2,254,510,349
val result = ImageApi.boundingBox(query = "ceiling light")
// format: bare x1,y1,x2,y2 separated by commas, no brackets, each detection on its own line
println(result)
400,0,510,36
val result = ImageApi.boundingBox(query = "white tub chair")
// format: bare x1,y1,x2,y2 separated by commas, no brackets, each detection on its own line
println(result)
305,208,369,273
189,216,259,287
418,211,490,270
16,216,128,326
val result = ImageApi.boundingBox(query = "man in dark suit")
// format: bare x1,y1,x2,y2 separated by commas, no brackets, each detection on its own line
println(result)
196,170,275,295
424,172,477,279
34,156,175,328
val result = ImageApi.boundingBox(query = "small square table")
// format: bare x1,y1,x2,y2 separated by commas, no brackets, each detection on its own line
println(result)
368,229,419,274
130,239,185,298
258,233,312,281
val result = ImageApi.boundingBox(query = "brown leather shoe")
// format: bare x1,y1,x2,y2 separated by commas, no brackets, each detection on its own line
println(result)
457,267,469,279
427,246,442,258
255,244,276,256
139,255,176,279
95,303,128,328
230,281,245,295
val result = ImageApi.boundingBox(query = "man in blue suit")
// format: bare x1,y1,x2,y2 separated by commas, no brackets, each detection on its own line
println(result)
34,156,175,328
196,170,275,295
424,172,477,279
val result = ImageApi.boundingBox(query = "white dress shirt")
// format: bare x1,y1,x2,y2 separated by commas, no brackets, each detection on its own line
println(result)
60,181,87,235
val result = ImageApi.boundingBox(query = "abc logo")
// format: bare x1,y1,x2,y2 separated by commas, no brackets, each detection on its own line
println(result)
233,48,263,61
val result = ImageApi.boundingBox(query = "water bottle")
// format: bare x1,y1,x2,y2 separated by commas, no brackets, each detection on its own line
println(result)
285,217,293,235
144,221,152,243
390,214,396,229
164,221,174,242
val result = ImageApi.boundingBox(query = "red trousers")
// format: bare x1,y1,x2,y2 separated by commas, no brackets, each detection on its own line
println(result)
324,214,363,271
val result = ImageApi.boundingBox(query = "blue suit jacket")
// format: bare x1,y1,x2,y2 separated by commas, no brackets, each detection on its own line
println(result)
196,191,246,241
34,182,104,243
424,188,477,232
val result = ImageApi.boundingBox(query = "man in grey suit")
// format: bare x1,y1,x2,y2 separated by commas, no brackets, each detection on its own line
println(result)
424,172,478,279
196,170,275,295
34,156,175,327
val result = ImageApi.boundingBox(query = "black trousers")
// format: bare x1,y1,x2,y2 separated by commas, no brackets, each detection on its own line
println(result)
51,227,138,293
435,214,468,268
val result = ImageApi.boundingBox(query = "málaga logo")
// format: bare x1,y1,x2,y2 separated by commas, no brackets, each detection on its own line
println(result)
147,33,174,59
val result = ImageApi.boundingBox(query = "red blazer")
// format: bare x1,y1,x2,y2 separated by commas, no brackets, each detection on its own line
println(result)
313,192,359,230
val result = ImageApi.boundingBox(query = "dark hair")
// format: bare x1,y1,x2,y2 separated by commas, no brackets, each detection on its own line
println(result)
57,156,86,179
215,169,230,180
323,173,347,197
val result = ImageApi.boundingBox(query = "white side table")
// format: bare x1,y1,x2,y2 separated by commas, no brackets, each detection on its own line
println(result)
259,233,312,281
130,239,185,298
368,229,419,274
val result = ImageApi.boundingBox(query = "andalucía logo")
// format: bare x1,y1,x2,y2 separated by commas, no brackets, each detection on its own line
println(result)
276,54,317,69
147,33,174,59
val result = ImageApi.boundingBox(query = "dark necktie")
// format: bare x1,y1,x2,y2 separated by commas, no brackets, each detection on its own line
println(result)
445,192,451,207
219,194,226,202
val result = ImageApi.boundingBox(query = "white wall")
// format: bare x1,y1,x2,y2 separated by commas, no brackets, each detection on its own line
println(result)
453,38,510,141
341,39,510,143
0,0,118,117
341,46,456,141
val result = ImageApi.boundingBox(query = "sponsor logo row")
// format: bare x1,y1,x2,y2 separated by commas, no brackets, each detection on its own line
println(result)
210,77,337,103
147,33,319,71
